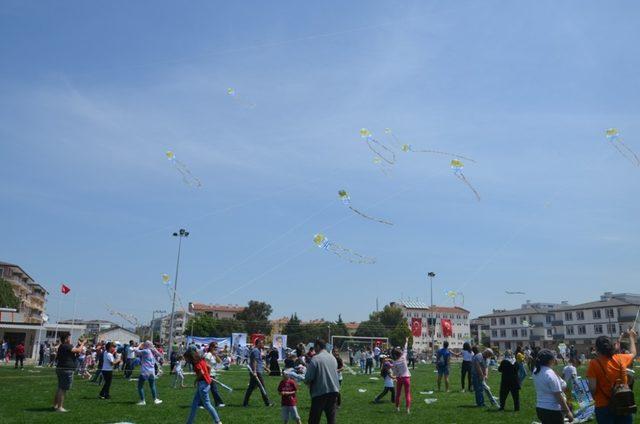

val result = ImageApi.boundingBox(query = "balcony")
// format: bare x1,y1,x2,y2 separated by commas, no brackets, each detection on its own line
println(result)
551,320,564,326
530,335,543,341
553,334,565,340
618,315,637,323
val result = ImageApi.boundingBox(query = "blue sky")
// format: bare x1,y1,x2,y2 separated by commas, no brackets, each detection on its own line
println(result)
1,0,639,327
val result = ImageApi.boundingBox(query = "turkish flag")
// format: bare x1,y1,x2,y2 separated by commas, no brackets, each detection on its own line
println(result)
250,333,265,345
441,318,453,338
60,284,71,295
410,318,422,337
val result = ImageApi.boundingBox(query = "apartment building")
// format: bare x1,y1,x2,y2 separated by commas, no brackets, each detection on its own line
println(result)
150,310,189,344
0,261,48,324
188,303,244,319
58,319,117,335
551,292,640,351
479,301,564,352
390,300,471,351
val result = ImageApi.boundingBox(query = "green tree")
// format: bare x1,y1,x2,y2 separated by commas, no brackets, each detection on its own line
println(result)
283,314,302,347
388,320,413,348
236,300,273,335
0,278,19,309
354,319,388,338
187,315,246,337
370,305,404,329
329,315,349,347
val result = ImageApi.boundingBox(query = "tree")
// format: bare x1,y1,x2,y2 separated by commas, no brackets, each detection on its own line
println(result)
283,314,302,347
354,319,387,338
236,300,273,335
329,315,349,347
0,279,19,309
388,320,413,348
187,315,246,337
370,305,404,329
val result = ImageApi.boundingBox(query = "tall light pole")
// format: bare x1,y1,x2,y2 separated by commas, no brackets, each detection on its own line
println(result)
427,272,436,355
167,228,189,361
151,309,167,343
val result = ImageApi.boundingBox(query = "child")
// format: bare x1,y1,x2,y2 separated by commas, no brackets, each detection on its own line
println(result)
497,351,520,411
185,348,222,424
373,358,395,403
99,342,121,400
278,372,301,424
391,338,411,414
173,354,186,388
562,357,578,406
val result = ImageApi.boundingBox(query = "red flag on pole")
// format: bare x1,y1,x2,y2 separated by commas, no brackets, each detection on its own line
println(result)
60,284,71,295
441,318,453,338
410,318,422,337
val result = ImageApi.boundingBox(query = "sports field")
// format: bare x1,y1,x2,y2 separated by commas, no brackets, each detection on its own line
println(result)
0,362,616,424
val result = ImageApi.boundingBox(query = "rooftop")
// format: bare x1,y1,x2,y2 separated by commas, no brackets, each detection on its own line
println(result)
189,303,245,313
391,300,470,314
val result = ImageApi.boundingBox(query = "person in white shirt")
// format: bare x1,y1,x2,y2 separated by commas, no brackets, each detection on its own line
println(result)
173,355,186,388
204,343,225,407
460,342,474,392
99,342,121,400
533,349,573,424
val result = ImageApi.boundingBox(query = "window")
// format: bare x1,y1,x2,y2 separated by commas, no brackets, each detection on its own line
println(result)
576,311,584,320
499,318,506,325
565,312,573,321
512,329,518,337
546,329,552,336
520,316,526,323
578,325,586,335
520,329,528,337
605,308,614,319
500,330,506,337
566,325,575,335
594,324,603,334
491,318,497,326
505,342,511,350
607,324,616,334
592,309,602,319
510,317,517,325
492,330,498,337
546,315,553,323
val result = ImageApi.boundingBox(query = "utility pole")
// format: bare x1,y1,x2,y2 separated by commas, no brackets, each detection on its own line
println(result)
167,228,189,361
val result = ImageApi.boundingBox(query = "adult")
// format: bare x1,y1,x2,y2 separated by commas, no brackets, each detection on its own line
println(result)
123,340,135,378
498,350,520,411
435,341,455,392
268,346,281,376
53,335,85,412
348,347,354,367
38,342,45,366
365,348,374,375
471,347,493,407
407,346,415,370
242,338,273,407
204,342,225,407
99,342,121,400
587,329,637,424
14,341,25,369
135,341,163,405
305,338,340,424
373,344,381,369
533,349,573,423
460,342,474,392
185,348,222,424
391,338,412,414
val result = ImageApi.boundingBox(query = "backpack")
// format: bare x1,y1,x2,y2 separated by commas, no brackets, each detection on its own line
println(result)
596,357,637,416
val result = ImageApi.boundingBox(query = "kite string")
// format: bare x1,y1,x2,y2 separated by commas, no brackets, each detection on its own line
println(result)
348,206,393,226
366,137,396,165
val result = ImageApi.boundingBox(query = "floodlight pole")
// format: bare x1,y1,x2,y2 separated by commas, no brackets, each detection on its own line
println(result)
167,228,188,361
427,272,436,356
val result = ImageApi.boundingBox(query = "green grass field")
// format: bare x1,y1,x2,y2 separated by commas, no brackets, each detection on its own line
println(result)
0,362,635,423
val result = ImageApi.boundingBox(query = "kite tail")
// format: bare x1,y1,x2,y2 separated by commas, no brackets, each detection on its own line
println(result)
410,147,476,163
618,141,640,166
174,160,203,187
327,243,376,264
348,206,394,226
366,138,396,165
456,173,481,201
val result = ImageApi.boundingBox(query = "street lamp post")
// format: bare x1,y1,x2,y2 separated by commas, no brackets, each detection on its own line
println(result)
427,272,436,356
167,228,189,361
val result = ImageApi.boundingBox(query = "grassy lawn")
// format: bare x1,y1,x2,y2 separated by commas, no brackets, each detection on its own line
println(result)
0,362,633,423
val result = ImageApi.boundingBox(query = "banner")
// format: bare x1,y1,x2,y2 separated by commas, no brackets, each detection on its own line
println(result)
572,376,595,422
410,318,422,337
250,333,265,345
186,336,231,350
272,334,287,360
231,333,247,354
441,319,453,338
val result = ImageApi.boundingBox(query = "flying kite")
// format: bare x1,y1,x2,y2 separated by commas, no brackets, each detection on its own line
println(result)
605,128,640,166
313,233,376,264
384,128,476,162
451,159,481,201
106,305,140,327
360,128,396,165
338,190,393,226
226,88,256,109
166,151,202,187
445,290,464,306
505,291,526,295
161,274,171,284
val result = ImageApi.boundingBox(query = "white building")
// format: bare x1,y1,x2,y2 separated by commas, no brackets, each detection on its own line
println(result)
551,292,640,352
0,322,86,361
390,300,471,352
479,301,564,352
96,326,140,344
150,311,188,344
58,319,117,335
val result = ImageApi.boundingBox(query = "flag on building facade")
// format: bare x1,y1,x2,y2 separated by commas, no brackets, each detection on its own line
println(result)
410,317,422,337
441,318,453,337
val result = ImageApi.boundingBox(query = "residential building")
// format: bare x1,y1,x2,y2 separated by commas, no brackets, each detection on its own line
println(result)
150,311,189,344
96,326,141,344
551,292,640,352
479,300,565,352
0,261,48,324
188,303,244,319
58,319,117,335
390,300,471,352
345,321,360,336
470,317,490,346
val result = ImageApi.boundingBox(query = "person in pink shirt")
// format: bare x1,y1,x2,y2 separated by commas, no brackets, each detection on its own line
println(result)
391,337,412,414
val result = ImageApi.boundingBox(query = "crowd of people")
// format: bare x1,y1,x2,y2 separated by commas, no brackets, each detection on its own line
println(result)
2,327,638,423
